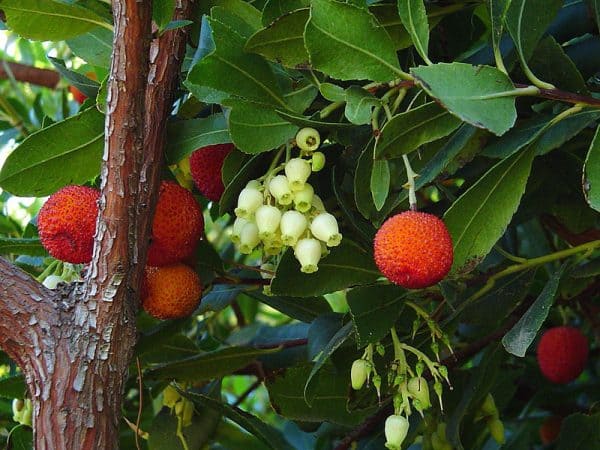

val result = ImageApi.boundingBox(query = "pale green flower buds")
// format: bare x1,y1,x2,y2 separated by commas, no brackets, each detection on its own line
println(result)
294,238,321,273
235,187,263,219
296,127,321,152
280,210,308,246
351,359,370,390
384,414,409,450
488,418,505,444
285,158,312,191
293,183,314,213
407,376,431,411
311,152,326,172
255,205,282,240
310,212,342,247
269,175,293,205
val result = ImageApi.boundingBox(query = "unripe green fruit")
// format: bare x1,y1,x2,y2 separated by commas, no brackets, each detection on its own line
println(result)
384,414,409,450
296,127,321,152
407,376,431,410
311,152,326,172
350,359,370,390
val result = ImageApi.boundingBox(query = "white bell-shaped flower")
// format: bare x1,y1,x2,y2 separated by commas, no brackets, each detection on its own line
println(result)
384,415,409,450
294,238,321,273
280,210,308,246
285,158,311,191
310,212,342,247
255,205,282,240
293,183,314,213
268,175,293,205
234,187,263,219
239,222,260,254
230,217,249,244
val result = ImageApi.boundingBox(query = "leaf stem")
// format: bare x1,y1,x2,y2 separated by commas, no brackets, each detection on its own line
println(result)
473,85,540,100
402,155,418,210
319,101,344,119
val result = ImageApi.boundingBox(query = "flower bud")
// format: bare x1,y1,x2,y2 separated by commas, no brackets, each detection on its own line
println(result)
231,217,249,244
255,205,282,240
488,417,505,444
269,175,293,205
310,212,342,247
480,393,498,418
285,158,311,191
351,359,370,390
311,152,326,172
280,210,308,246
311,194,325,212
235,187,263,219
384,414,409,450
260,263,275,279
181,399,194,427
293,183,314,213
163,385,181,409
43,274,64,290
407,376,431,411
294,238,321,273
296,127,321,152
239,222,260,254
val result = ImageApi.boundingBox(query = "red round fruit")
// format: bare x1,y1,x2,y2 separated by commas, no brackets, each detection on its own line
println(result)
537,326,588,384
539,416,562,445
374,211,453,289
37,185,99,264
189,143,234,202
147,181,204,266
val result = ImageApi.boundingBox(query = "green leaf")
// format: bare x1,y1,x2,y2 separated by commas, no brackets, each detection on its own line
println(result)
0,375,27,399
0,237,46,256
556,413,600,450
7,425,32,450
271,240,380,297
262,0,309,25
275,109,355,130
186,18,287,108
148,408,220,450
0,108,104,197
220,152,270,216
146,346,280,381
374,102,462,159
197,285,243,314
211,0,263,31
370,159,390,211
486,0,511,68
66,27,113,68
153,0,175,31
344,86,381,126
347,285,406,347
0,0,113,41
305,0,404,82
245,9,310,68
165,114,231,164
48,57,100,98
320,82,346,102
584,125,600,212
397,0,431,64
502,264,566,357
444,145,537,274
592,0,600,32
228,101,298,154
267,364,374,426
161,19,193,32
182,391,295,450
247,291,332,323
411,63,517,136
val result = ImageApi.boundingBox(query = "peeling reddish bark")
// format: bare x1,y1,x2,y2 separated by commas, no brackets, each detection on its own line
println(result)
0,1,193,448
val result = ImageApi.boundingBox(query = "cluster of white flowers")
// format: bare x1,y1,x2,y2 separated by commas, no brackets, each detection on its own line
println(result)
230,128,342,274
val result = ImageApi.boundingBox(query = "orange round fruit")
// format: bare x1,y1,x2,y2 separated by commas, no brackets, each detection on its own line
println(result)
374,211,453,289
69,85,87,104
147,181,204,266
142,264,203,319
37,185,99,263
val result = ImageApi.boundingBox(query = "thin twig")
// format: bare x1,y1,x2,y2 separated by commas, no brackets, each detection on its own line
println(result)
233,379,262,407
135,357,143,450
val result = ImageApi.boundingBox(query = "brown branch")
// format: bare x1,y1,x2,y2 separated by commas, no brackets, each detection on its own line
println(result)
0,61,59,88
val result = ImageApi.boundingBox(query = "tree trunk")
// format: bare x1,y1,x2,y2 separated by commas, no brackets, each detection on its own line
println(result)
0,0,192,448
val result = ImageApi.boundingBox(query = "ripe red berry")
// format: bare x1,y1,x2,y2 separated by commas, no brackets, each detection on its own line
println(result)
189,143,234,202
142,264,202,319
37,185,99,264
147,181,204,266
374,211,453,289
537,326,588,384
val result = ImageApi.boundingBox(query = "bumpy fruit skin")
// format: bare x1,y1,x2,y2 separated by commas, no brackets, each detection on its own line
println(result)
38,185,99,263
374,211,453,289
537,326,588,384
189,143,234,202
142,264,202,319
147,181,204,266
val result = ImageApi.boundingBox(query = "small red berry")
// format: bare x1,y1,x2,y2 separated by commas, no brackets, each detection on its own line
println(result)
537,326,588,384
189,143,234,202
69,85,87,104
37,185,99,263
373,211,453,289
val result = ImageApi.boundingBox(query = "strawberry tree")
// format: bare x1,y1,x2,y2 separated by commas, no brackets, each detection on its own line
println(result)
0,0,596,449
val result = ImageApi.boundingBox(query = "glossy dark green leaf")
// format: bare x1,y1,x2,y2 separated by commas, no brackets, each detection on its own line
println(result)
375,102,462,159
197,285,243,315
262,0,309,25
370,159,390,211
48,57,100,98
66,27,113,68
347,284,406,347
146,346,280,381
228,101,298,154
486,0,511,68
344,86,381,126
275,109,355,130
0,0,113,41
7,425,32,450
444,145,537,274
412,63,517,136
245,9,310,68
165,114,231,164
247,291,332,323
148,408,219,450
320,82,346,102
556,413,600,450
584,125,600,212
271,240,380,297
305,0,404,82
220,152,270,216
0,237,46,256
153,0,175,31
397,0,431,64
0,108,104,197
502,264,566,357
0,375,27,399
